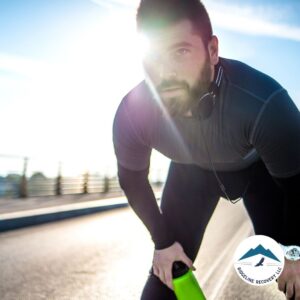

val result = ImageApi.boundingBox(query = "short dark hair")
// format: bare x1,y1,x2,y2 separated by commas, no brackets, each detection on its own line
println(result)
136,0,213,46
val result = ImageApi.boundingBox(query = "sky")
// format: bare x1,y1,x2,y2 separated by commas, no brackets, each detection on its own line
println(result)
0,0,299,178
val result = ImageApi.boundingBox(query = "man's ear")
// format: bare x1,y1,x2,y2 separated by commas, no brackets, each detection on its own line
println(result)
208,35,219,65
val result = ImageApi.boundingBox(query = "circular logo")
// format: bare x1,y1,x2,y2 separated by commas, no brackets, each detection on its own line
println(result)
233,235,284,286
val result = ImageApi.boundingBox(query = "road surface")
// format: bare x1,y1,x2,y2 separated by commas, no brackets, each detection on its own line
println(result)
0,198,286,299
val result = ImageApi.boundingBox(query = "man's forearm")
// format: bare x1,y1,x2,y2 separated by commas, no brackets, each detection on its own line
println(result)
118,164,175,249
273,173,300,245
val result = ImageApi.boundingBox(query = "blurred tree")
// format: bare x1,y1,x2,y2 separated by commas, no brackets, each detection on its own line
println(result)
30,172,47,181
4,174,21,197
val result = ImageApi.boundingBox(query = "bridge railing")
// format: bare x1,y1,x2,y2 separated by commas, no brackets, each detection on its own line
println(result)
0,154,165,199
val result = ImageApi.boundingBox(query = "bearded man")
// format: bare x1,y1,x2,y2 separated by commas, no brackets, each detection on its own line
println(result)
113,1,300,299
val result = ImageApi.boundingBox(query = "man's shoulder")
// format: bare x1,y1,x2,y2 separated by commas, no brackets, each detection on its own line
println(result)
117,80,158,117
220,57,283,101
114,80,159,134
122,80,155,109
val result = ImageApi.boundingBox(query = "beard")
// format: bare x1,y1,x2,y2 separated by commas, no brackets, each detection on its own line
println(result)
157,59,212,117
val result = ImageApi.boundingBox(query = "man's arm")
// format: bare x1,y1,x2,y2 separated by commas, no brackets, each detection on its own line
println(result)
118,163,195,290
250,89,300,299
112,93,174,249
273,173,300,246
113,94,194,289
274,174,300,300
118,163,175,250
250,89,300,245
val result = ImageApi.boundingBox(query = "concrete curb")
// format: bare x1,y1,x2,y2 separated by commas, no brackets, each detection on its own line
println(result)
0,197,129,232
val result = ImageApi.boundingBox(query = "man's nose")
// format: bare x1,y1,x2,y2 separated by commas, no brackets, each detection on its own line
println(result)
159,63,177,80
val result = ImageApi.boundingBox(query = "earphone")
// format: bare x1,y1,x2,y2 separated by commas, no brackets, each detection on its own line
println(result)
191,90,216,120
191,64,222,120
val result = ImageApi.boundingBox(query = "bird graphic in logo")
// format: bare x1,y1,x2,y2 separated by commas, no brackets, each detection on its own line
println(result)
254,257,265,267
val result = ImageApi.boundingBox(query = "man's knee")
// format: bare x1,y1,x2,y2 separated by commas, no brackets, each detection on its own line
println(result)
141,268,177,300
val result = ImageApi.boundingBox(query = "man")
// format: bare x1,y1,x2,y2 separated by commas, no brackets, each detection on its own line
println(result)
113,0,300,299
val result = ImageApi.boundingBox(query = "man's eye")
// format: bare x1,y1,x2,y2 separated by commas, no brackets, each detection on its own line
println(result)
175,48,190,56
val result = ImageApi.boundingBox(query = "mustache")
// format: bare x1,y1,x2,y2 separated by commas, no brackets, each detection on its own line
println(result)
157,80,189,92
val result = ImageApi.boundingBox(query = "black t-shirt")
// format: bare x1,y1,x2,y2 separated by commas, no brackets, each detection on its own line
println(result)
113,57,300,249
113,57,300,178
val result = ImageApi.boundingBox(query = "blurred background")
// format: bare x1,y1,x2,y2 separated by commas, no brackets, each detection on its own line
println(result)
0,0,299,198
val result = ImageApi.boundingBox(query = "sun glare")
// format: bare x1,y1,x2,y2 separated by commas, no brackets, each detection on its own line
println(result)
0,6,170,178
39,12,147,175
136,33,150,60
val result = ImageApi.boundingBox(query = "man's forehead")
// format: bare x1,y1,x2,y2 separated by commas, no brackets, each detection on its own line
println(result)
146,19,202,50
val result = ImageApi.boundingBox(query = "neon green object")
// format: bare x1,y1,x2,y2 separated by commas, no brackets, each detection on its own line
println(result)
173,269,206,300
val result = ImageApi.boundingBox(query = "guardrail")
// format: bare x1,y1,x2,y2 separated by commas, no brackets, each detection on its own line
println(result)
0,154,164,198
26,174,122,197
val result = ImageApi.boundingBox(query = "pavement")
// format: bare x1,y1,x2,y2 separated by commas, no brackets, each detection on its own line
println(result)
0,191,133,232
0,192,287,299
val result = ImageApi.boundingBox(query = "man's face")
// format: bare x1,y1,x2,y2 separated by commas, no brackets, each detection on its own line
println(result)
143,19,218,117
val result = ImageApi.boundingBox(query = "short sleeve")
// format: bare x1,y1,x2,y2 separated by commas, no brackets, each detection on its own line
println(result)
250,89,300,178
113,100,152,171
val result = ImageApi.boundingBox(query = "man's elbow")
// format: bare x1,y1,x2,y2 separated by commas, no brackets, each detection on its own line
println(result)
117,163,149,191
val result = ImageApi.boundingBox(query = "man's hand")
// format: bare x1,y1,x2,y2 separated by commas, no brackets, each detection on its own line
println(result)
152,241,195,290
278,258,300,299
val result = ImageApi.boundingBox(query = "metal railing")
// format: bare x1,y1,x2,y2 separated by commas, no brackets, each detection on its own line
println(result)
26,174,121,197
0,154,165,198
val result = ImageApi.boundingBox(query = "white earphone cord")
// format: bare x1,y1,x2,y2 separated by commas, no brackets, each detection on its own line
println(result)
197,96,249,204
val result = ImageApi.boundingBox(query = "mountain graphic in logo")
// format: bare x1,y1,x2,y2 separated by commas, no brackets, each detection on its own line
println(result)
238,244,280,262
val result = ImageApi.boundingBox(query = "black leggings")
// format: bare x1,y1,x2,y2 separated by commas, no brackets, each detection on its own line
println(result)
141,160,285,299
